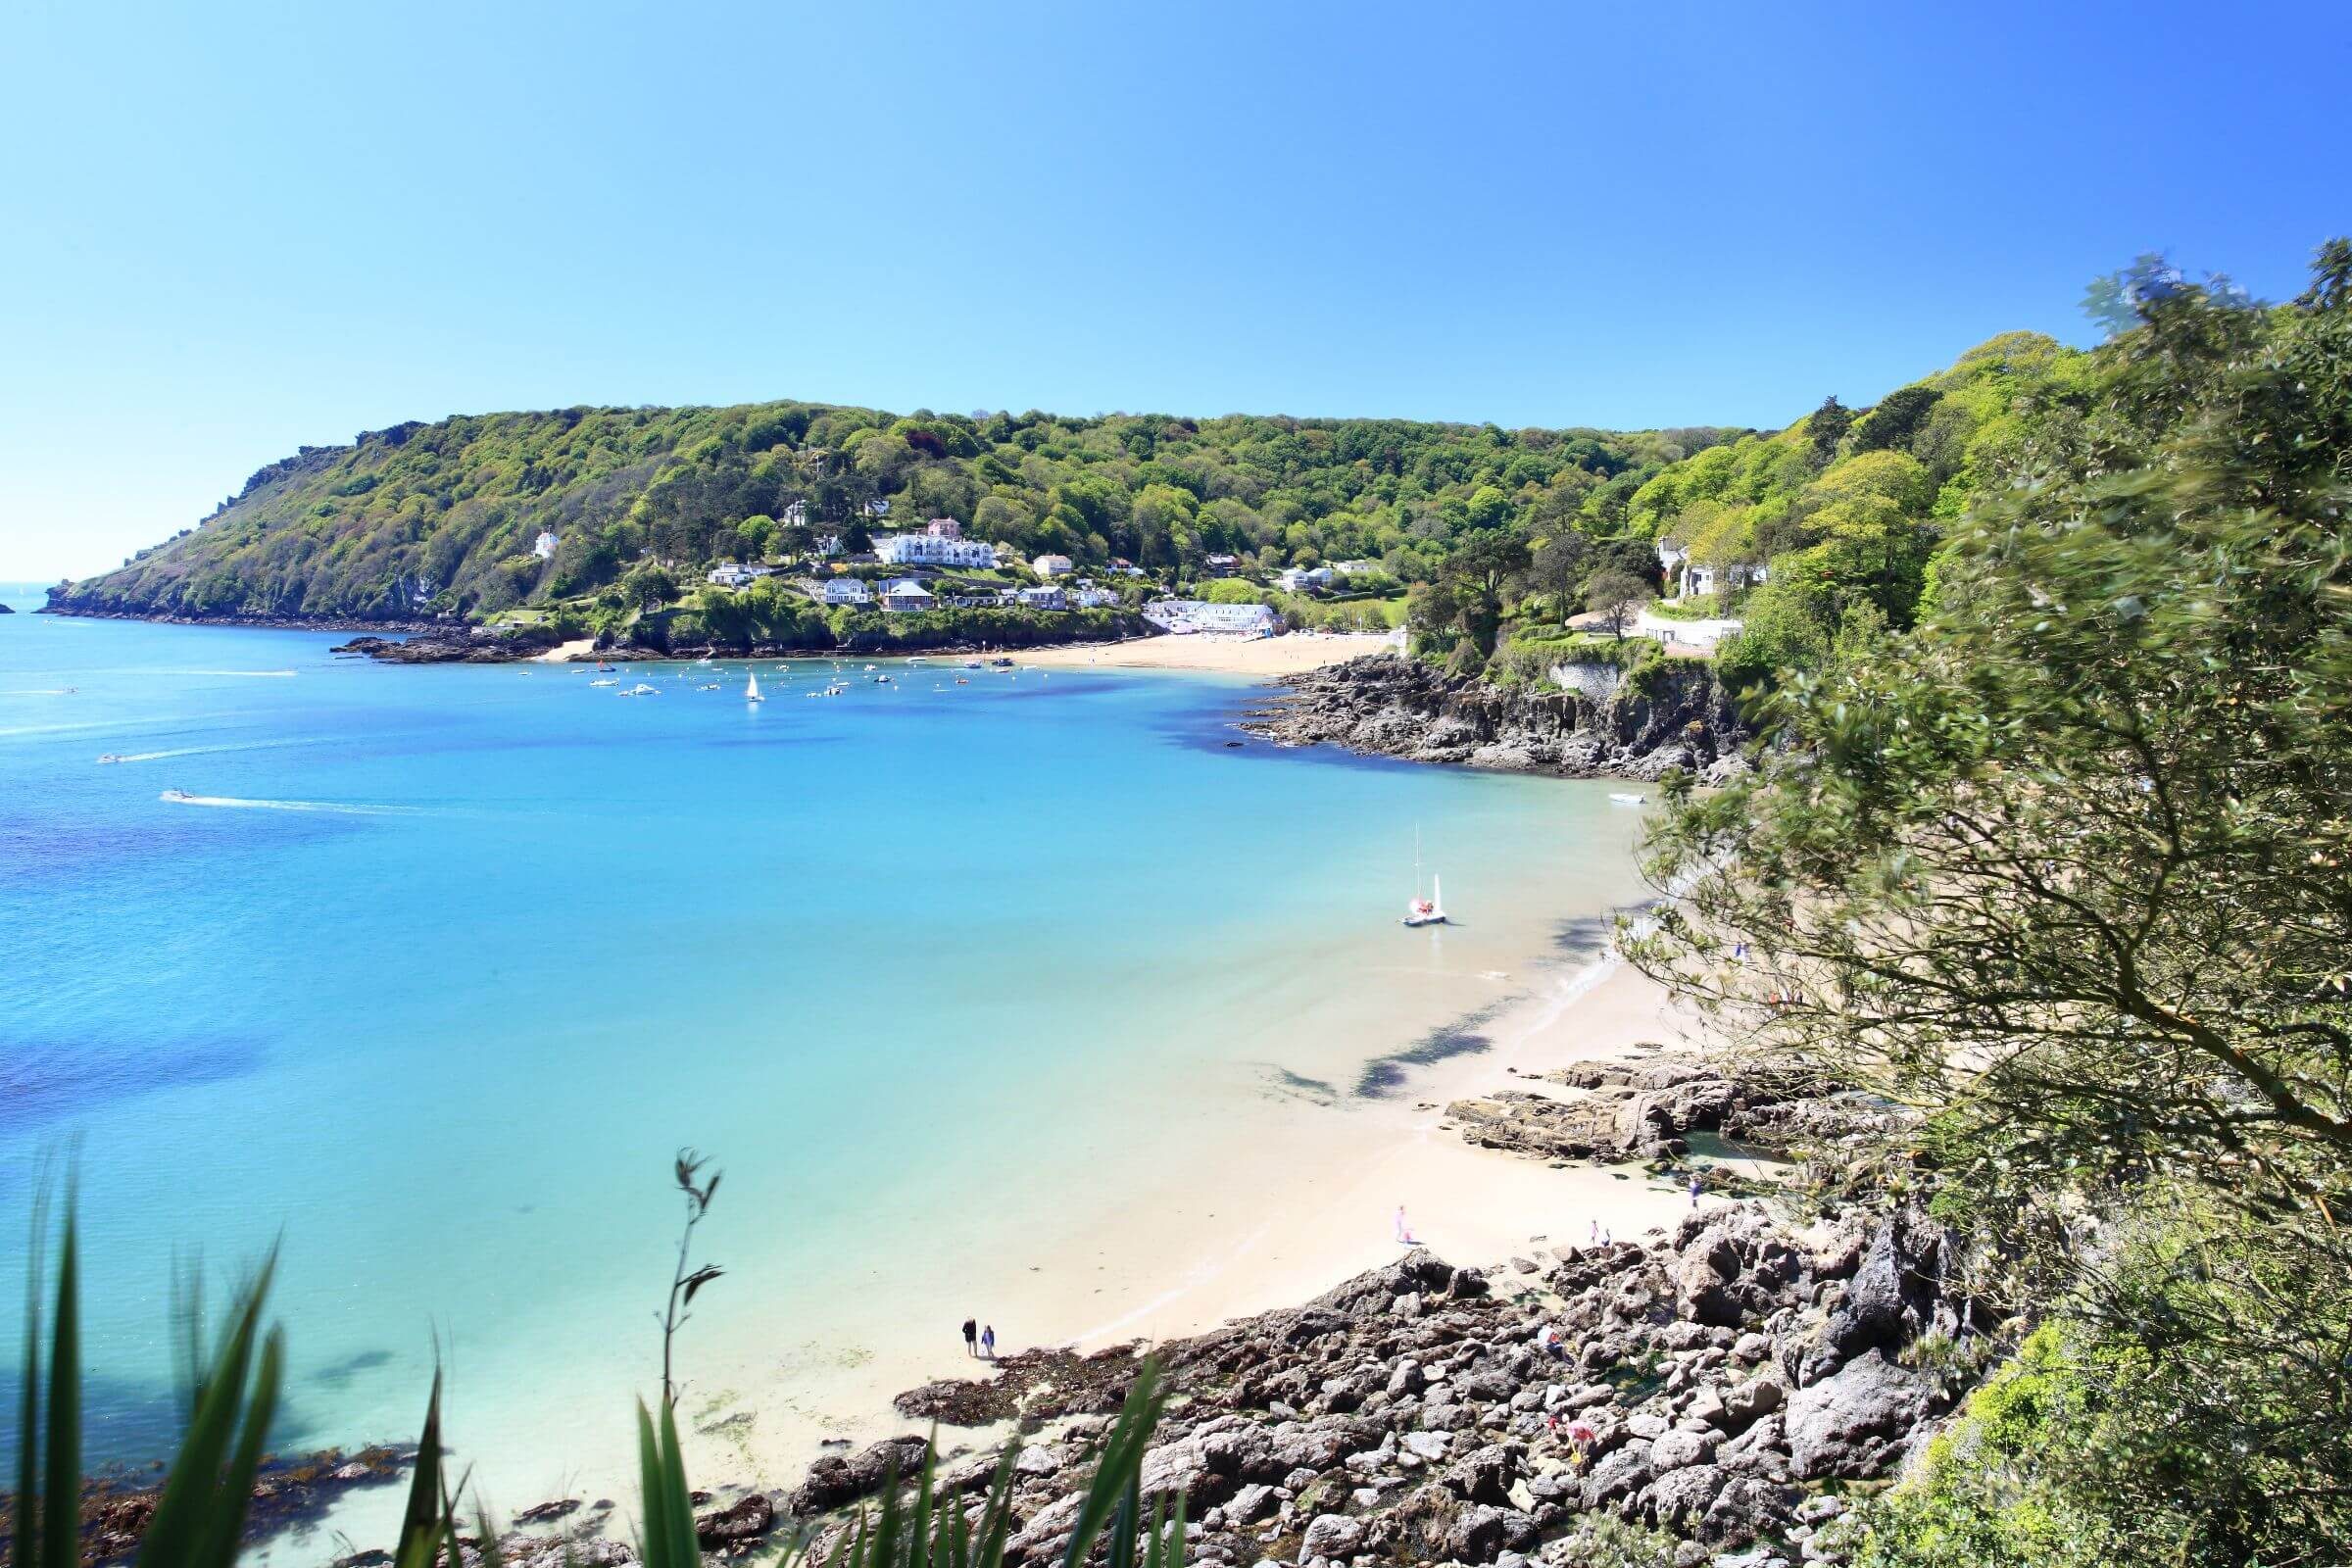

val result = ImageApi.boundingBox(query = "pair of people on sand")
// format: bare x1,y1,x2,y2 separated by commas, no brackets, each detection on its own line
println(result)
960,1317,996,1359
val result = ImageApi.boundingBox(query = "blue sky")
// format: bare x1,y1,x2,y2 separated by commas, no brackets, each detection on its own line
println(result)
2,0,2344,579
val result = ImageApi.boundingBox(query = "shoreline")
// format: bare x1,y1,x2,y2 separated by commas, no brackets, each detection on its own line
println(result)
1012,632,1396,676
290,911,1718,1562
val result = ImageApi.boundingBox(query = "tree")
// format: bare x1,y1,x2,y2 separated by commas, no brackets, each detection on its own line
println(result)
1807,394,1853,463
1633,248,2352,1556
1518,530,1592,617
1444,529,1530,654
1583,567,1652,638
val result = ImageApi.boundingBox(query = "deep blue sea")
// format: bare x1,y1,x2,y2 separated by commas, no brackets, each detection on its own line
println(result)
0,588,1650,1545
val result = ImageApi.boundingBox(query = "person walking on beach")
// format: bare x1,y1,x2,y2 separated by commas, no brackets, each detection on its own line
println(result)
1395,1205,1416,1245
981,1324,997,1360
961,1317,977,1356
1690,1171,1704,1208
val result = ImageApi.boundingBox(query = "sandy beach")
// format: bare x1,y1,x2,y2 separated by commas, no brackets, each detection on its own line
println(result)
1015,630,1395,674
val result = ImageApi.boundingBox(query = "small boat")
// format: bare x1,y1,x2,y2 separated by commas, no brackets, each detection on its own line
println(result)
160,788,193,803
597,660,614,672
871,674,891,684
863,663,877,671
1402,828,1447,926
1608,792,1644,807
956,677,970,685
619,683,660,696
746,672,764,702
695,657,714,667
97,753,124,764
906,656,929,665
990,657,1014,668
963,659,983,669
590,678,616,687
698,682,720,691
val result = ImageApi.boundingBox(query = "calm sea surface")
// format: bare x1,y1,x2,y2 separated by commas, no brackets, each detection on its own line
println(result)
0,591,1651,1524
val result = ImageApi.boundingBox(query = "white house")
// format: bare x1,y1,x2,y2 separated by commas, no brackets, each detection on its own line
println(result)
1332,559,1380,578
532,530,561,561
817,577,871,606
863,497,892,518
781,500,809,529
812,533,843,559
874,532,999,568
1032,554,1074,577
880,578,937,612
1680,562,1767,599
1276,565,1336,593
706,563,776,588
1073,584,1119,609
1018,585,1069,611
1143,600,1277,637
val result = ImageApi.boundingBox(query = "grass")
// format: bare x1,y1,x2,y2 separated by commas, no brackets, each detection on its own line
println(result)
5,1194,1188,1568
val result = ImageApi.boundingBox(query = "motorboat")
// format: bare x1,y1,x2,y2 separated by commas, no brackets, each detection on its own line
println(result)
97,753,124,764
590,678,616,687
160,788,193,803
1609,792,1644,807
619,683,660,696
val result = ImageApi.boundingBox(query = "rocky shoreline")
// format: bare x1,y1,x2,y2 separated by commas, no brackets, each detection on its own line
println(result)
2,1443,415,1564
1240,656,1749,782
336,1063,1974,1568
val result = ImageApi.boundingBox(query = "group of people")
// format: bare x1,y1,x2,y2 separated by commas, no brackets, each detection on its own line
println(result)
959,1317,997,1359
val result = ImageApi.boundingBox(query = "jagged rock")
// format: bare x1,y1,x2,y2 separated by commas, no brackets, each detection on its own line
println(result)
695,1493,775,1547
1446,1443,1523,1505
1298,1513,1362,1562
1782,1350,1941,1479
789,1435,931,1515
1639,1463,1728,1530
1242,655,1746,780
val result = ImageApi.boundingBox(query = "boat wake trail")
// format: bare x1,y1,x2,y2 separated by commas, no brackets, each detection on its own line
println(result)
102,738,318,764
160,792,425,816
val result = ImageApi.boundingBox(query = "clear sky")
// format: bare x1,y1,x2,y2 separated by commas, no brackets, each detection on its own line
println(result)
2,0,2344,580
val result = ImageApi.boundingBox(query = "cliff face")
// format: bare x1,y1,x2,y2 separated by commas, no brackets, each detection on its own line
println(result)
1242,654,1748,780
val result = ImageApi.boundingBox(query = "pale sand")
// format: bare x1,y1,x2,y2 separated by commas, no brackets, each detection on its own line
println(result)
298,937,1727,1559
536,637,597,662
1016,631,1394,675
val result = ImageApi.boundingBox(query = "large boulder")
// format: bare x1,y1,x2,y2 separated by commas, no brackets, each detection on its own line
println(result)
1782,1349,1939,1480
789,1435,931,1515
695,1493,775,1547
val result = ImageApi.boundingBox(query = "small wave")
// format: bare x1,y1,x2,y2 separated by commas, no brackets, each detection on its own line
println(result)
2,688,79,696
161,793,423,816
102,739,318,765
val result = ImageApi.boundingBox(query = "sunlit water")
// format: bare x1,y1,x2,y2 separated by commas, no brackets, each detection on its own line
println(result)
0,591,1652,1545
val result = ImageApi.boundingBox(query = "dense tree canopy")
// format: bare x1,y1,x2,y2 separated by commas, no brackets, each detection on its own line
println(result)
50,399,1737,624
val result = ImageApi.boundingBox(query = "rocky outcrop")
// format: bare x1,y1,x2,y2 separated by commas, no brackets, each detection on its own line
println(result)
330,627,562,663
1445,1055,1893,1165
1241,655,1748,780
780,1208,1991,1568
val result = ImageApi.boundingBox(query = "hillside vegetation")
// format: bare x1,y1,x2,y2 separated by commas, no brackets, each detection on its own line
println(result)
47,402,1736,624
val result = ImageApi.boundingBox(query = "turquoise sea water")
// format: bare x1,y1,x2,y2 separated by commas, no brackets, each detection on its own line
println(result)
0,592,1651,1531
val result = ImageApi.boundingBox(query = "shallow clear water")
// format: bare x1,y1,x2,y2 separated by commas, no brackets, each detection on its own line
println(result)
0,598,1651,1516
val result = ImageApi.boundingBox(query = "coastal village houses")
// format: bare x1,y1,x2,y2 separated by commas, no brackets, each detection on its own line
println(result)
707,562,777,588
1144,599,1277,636
880,579,937,612
532,530,561,561
1276,564,1337,593
817,577,871,606
1031,553,1074,577
1017,584,1068,611
1655,538,1766,600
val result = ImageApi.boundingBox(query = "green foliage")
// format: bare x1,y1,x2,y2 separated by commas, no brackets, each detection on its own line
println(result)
1639,241,2352,1568
53,401,1722,627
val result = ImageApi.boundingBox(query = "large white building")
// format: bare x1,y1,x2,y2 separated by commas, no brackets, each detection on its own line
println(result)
707,563,777,588
873,532,999,568
1143,599,1277,637
1276,565,1336,593
817,577,871,605
1031,553,1074,577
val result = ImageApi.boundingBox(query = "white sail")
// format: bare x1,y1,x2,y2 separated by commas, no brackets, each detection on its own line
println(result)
1431,874,1443,919
746,672,763,702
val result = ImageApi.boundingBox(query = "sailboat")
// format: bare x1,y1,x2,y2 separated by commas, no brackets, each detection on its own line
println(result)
746,671,764,703
1402,828,1447,926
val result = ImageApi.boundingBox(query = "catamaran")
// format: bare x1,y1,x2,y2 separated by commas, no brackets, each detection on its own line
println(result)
746,672,764,702
1402,827,1447,926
